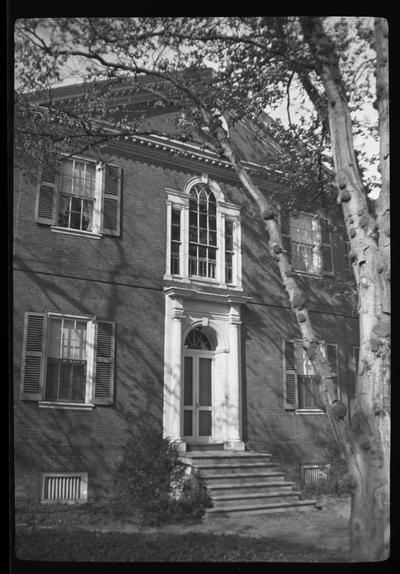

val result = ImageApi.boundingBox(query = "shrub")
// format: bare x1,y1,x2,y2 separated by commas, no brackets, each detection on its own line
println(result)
301,445,352,498
111,427,210,525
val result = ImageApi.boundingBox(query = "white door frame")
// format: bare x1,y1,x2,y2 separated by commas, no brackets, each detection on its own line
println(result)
163,286,250,451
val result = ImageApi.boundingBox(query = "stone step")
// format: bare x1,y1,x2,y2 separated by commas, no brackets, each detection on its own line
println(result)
182,449,316,516
188,463,280,476
183,452,273,466
210,491,302,509
207,481,295,497
204,472,287,485
206,499,317,516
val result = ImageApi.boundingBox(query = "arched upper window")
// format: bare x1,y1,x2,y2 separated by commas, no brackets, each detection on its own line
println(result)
189,184,217,279
165,175,242,288
184,326,216,350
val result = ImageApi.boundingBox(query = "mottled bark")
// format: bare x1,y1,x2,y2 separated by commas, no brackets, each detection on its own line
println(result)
300,16,390,562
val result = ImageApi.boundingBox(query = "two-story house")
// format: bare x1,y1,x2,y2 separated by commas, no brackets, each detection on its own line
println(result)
13,78,359,510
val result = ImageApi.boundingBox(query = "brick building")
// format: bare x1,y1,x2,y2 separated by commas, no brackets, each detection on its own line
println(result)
13,79,359,505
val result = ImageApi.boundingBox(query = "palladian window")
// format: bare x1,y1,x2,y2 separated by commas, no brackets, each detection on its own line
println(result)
165,176,242,288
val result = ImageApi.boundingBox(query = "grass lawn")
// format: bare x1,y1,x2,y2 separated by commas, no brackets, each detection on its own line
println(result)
15,528,347,562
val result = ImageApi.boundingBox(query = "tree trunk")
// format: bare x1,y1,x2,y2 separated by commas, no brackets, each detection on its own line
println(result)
300,17,390,562
197,114,361,475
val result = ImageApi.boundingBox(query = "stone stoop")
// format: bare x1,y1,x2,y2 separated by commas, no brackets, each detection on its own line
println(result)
181,450,317,516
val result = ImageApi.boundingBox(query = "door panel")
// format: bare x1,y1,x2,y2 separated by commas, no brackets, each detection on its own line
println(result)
199,357,212,406
183,356,193,405
199,410,212,436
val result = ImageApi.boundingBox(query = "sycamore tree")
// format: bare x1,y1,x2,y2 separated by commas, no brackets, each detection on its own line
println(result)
14,16,390,561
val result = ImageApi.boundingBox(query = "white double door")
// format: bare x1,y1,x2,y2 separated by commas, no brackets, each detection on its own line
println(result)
183,350,215,443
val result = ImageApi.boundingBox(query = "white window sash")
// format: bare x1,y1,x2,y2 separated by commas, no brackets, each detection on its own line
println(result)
44,312,96,405
164,183,241,287
57,155,103,234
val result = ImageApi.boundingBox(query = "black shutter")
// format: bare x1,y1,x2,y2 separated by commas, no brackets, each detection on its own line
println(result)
35,159,58,225
283,341,298,410
102,164,122,236
20,312,46,401
94,321,116,405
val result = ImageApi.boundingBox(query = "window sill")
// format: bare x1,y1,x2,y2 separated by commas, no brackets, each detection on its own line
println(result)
163,274,243,291
292,270,323,279
295,408,326,415
51,227,103,240
39,401,95,411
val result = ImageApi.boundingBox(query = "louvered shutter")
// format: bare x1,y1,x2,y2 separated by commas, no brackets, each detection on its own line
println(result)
327,344,338,391
94,321,116,405
101,164,122,236
283,340,298,410
280,208,291,260
320,218,334,275
20,312,46,401
35,159,58,225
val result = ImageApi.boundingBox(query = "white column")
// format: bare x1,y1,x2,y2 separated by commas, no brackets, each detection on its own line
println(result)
225,304,245,451
163,295,186,451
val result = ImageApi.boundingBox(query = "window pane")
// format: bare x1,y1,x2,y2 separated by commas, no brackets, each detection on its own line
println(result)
199,214,207,229
45,359,59,400
71,363,86,401
199,411,212,436
298,375,319,408
199,229,208,245
208,247,217,261
70,212,81,230
82,200,93,231
48,318,62,358
189,210,197,226
61,160,74,194
209,230,217,246
199,200,208,214
58,362,72,400
189,197,197,212
71,196,82,213
189,226,197,242
171,225,180,241
58,195,70,228
172,208,181,225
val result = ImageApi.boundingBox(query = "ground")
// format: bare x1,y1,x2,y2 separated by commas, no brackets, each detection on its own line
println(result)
13,495,351,562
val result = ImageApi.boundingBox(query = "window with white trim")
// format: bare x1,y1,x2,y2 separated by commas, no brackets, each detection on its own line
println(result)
35,155,122,237
165,176,242,287
281,211,333,276
283,340,338,412
20,312,115,407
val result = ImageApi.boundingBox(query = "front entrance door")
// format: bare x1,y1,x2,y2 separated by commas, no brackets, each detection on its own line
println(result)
183,351,214,443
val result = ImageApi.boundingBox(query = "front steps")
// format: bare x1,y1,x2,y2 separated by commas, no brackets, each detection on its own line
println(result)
181,450,316,516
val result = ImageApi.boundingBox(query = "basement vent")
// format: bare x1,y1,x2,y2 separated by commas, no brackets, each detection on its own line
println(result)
41,472,88,502
301,464,330,487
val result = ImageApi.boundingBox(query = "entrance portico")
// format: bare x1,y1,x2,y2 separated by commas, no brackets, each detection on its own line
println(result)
163,286,250,451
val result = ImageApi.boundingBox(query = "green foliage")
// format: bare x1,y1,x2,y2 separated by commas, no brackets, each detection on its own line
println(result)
111,427,211,525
